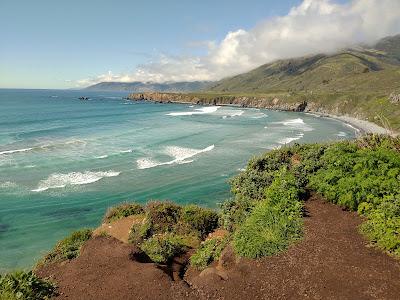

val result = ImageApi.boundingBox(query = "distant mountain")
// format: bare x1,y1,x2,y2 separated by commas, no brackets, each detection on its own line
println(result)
209,35,400,94
85,81,212,92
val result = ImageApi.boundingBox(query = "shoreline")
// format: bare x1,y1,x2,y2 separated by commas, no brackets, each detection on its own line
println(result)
127,94,396,137
305,112,395,136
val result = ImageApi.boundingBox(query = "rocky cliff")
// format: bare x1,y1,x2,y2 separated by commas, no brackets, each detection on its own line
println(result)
127,92,399,135
128,92,309,112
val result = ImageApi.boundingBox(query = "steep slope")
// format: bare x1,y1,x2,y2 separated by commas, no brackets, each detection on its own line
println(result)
85,81,212,92
209,35,400,94
373,34,400,63
209,50,399,94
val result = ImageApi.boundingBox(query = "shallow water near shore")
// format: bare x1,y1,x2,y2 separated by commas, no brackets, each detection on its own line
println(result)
0,89,356,271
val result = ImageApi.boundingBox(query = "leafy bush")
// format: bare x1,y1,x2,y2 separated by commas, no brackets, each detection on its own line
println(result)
190,237,229,270
309,138,400,210
103,202,144,223
145,201,182,234
140,233,188,264
179,205,219,238
40,229,92,264
301,135,400,256
360,194,400,256
0,271,56,300
219,196,255,232
233,170,303,258
128,201,220,263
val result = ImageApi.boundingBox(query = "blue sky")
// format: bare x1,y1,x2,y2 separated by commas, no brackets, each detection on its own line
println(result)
0,0,301,89
1,0,398,89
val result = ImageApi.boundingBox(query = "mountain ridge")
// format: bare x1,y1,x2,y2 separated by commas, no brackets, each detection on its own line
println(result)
84,81,212,92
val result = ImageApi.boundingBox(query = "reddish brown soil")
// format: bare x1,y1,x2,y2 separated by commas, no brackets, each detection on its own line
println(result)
37,195,400,300
93,215,143,243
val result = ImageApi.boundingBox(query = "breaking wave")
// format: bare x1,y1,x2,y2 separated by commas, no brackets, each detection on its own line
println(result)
32,171,120,192
221,110,244,119
278,118,314,131
278,133,304,145
137,145,214,170
0,147,33,155
166,106,220,116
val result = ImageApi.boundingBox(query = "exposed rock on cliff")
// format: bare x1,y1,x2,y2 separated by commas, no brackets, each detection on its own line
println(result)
128,92,309,112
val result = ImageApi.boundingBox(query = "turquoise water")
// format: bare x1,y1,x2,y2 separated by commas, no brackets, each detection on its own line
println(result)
0,89,356,271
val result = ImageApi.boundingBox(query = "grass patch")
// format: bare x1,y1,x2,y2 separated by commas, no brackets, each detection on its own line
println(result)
0,271,56,300
39,229,92,265
103,202,144,223
140,233,188,264
190,236,229,270
232,170,303,258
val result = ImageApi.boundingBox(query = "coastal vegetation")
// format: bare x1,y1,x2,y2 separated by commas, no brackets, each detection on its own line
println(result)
35,134,399,270
0,271,55,300
3,135,399,296
37,229,92,266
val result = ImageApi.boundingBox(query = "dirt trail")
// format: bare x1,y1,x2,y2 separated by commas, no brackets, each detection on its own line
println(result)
37,195,400,300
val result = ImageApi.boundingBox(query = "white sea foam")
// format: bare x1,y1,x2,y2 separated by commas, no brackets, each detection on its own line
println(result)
24,165,36,168
0,147,33,155
95,155,108,159
32,171,120,192
250,113,268,119
336,131,347,137
221,110,244,119
278,133,304,145
137,145,214,170
277,118,314,132
119,149,133,153
345,123,361,133
0,181,17,189
167,106,220,116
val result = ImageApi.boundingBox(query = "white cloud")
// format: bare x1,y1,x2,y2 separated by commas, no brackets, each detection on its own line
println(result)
77,0,400,86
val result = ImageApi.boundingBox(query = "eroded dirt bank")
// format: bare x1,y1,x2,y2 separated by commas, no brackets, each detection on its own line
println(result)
37,195,400,300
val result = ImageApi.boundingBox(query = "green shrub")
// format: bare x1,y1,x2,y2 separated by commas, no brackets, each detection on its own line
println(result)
40,229,92,264
129,201,219,246
0,271,56,300
360,194,400,256
140,233,188,264
103,202,144,223
190,237,229,270
219,197,255,232
233,170,303,258
129,219,152,245
179,205,219,238
145,201,182,234
233,199,302,258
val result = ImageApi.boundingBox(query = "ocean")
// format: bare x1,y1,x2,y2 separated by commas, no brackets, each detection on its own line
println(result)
0,89,356,271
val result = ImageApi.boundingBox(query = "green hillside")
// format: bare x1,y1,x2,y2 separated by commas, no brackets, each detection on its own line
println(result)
209,37,400,94
206,35,400,131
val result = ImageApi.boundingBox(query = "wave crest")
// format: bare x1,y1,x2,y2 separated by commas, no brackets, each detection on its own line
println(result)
276,118,314,132
137,145,214,170
0,148,33,155
32,171,120,192
167,106,220,116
